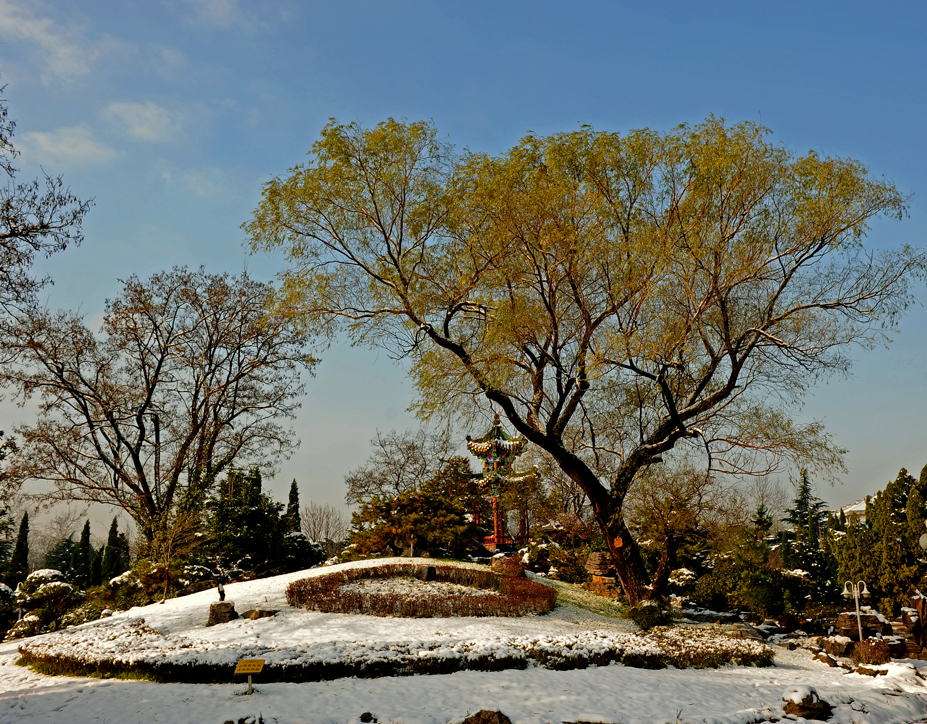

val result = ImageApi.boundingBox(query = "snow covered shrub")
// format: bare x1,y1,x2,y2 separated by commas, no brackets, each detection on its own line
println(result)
16,570,85,631
667,567,697,597
627,601,675,631
286,563,557,617
852,638,891,665
519,541,552,573
281,531,325,573
645,626,773,668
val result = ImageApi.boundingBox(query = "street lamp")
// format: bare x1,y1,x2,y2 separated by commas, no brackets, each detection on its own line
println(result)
842,580,871,642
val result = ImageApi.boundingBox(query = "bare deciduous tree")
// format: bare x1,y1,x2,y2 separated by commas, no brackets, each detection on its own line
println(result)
2,267,316,544
344,428,452,505
0,84,90,324
301,501,348,554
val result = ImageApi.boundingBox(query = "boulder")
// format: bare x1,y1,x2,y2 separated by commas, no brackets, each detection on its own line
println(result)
813,651,837,667
835,611,893,639
585,552,615,576
782,686,832,720
729,623,765,642
241,608,277,620
856,665,888,677
822,635,854,657
491,556,527,578
460,710,513,724
206,601,239,626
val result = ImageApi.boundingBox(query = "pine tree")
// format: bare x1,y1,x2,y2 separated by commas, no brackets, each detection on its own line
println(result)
835,466,927,614
286,479,302,533
69,520,92,588
101,517,130,580
6,512,29,587
207,468,285,574
781,470,836,604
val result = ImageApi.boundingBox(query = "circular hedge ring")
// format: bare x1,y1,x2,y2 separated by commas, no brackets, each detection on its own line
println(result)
286,562,556,617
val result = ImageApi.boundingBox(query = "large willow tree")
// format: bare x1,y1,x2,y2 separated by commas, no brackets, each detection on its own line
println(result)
247,117,923,604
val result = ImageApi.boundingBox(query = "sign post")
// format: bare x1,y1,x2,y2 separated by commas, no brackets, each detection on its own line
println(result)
234,658,265,695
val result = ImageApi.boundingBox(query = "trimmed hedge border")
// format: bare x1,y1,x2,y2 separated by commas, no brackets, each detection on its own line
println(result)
285,563,558,617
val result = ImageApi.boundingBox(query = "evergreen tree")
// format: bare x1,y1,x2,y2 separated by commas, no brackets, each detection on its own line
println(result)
44,535,78,576
7,512,30,586
780,470,836,604
207,468,285,575
286,479,302,533
101,517,130,580
835,466,927,614
90,547,102,587
69,520,93,588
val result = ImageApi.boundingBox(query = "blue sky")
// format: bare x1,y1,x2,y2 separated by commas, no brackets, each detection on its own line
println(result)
1,0,925,522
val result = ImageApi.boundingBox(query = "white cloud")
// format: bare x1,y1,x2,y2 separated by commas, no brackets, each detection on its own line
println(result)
162,165,228,199
182,0,243,29
147,44,187,77
0,0,97,84
104,102,180,142
20,126,116,167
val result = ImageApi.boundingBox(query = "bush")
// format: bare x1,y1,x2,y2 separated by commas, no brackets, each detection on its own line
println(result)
852,638,891,665
286,563,557,617
627,601,675,631
548,544,590,584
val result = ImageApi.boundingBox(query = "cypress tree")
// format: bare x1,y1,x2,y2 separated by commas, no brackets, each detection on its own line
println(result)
90,547,102,587
286,479,302,533
7,512,29,587
101,517,129,580
70,520,92,588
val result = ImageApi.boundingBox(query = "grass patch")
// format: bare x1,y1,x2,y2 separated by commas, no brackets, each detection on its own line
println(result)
539,577,628,619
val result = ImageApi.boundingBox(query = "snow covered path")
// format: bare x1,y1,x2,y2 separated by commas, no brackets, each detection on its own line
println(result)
2,559,927,723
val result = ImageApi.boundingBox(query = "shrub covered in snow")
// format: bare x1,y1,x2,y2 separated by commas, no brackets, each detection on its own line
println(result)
286,563,557,617
17,617,772,683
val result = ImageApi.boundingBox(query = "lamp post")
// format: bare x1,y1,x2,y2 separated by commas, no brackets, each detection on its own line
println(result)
841,580,870,642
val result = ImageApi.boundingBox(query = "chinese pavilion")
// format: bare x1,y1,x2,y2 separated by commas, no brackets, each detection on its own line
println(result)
466,413,538,550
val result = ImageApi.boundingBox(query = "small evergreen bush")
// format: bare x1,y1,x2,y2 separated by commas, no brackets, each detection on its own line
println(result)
627,601,675,631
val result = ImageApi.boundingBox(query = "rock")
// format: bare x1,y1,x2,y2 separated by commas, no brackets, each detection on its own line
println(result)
822,635,854,657
835,611,893,639
813,651,837,667
206,601,239,626
856,665,888,677
683,609,741,624
491,556,527,577
4,614,42,641
782,686,832,720
241,608,278,620
99,609,114,618
729,623,765,642
459,710,513,724
359,713,377,723
775,641,797,650
412,564,436,582
583,575,622,598
584,552,615,576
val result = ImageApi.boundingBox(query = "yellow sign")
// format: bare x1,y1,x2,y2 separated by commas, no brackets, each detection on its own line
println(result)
234,658,266,675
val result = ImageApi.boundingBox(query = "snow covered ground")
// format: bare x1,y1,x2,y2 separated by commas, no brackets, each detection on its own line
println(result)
1,558,927,724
